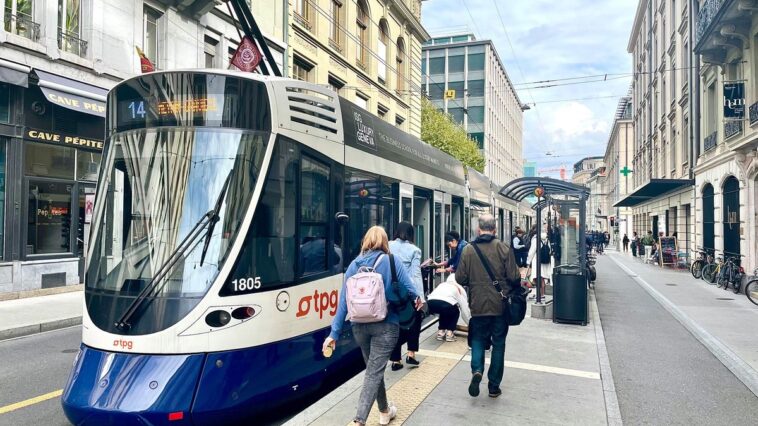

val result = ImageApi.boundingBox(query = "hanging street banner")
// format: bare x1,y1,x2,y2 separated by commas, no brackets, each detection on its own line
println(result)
723,81,745,119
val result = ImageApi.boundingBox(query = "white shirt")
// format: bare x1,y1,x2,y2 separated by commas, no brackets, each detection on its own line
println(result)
428,275,471,324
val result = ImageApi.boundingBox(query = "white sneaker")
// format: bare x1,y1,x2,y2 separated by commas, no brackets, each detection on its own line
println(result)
378,402,397,425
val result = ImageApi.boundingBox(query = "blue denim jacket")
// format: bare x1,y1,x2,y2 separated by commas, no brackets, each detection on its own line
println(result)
329,250,420,341
389,239,424,301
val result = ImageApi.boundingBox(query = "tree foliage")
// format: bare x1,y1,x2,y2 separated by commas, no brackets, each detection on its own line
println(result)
420,98,485,172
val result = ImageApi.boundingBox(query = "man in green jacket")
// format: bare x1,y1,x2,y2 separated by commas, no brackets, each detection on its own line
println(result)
455,214,520,398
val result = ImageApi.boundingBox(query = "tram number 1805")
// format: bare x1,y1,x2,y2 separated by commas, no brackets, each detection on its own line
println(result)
231,277,262,292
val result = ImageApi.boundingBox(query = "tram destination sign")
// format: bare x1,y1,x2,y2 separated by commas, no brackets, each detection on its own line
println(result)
340,99,465,185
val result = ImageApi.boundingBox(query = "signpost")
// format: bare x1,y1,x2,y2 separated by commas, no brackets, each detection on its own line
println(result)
444,89,456,99
658,236,677,267
723,81,745,119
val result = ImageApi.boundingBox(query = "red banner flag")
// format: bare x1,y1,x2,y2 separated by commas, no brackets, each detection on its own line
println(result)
135,46,155,73
230,36,262,73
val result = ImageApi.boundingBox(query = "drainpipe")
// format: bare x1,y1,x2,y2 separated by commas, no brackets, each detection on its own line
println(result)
689,0,701,253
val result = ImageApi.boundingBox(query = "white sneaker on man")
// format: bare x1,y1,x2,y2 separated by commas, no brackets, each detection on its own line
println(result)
378,402,397,425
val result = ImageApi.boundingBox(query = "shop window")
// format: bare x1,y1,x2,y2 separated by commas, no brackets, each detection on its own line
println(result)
25,143,76,179
0,83,9,123
300,156,331,275
76,150,101,181
468,53,485,71
0,141,5,257
27,181,72,255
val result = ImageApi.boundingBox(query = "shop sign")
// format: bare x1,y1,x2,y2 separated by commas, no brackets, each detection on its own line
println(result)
723,81,745,119
44,92,106,115
26,129,103,151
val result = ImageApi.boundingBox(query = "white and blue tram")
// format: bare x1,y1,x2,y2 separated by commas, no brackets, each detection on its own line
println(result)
61,70,526,425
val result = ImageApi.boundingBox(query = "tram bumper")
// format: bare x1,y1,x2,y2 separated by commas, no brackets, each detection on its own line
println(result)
61,345,204,426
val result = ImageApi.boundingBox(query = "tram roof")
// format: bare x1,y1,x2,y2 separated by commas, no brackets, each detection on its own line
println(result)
499,177,589,201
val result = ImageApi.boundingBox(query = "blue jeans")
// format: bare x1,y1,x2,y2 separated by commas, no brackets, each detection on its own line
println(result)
352,322,400,423
469,315,509,391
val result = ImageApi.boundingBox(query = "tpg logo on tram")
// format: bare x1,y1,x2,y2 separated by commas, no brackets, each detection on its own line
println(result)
297,290,338,319
113,339,133,350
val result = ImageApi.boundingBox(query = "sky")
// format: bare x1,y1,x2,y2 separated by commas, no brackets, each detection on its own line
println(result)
421,0,638,179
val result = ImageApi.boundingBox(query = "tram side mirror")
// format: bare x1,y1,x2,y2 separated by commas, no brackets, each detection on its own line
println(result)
335,212,350,225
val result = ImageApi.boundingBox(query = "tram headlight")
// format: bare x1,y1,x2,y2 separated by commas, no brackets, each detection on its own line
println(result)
231,306,256,319
205,310,231,328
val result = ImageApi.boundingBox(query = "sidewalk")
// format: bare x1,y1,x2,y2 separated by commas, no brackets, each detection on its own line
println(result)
286,293,620,426
0,291,83,340
606,251,758,396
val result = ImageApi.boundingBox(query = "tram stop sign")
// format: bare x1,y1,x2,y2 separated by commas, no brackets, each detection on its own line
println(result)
534,186,545,198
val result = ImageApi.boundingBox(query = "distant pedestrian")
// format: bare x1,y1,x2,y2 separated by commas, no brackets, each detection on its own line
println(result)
455,214,520,398
622,234,630,252
527,232,553,298
631,232,638,256
388,222,424,371
323,226,422,426
512,229,527,268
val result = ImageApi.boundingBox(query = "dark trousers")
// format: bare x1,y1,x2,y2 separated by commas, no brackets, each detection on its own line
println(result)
623,242,629,252
390,311,423,361
631,242,637,256
427,299,460,330
515,250,527,267
470,315,509,391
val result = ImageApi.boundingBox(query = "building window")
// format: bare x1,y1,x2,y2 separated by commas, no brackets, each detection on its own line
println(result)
469,132,484,149
396,37,406,92
355,92,368,110
428,80,444,100
0,83,9,123
329,0,344,50
682,114,689,164
4,0,39,41
143,5,162,68
204,35,218,68
27,180,72,255
328,74,345,95
448,55,464,73
429,57,445,74
395,114,405,128
292,56,314,82
467,79,485,97
377,103,389,120
378,20,389,85
0,140,5,257
467,106,484,124
25,143,76,180
448,107,464,125
76,150,102,181
356,0,369,68
670,59,676,101
58,0,85,56
468,53,485,71
294,0,312,30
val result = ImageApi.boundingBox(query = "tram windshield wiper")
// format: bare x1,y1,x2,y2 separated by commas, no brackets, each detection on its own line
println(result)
115,170,234,331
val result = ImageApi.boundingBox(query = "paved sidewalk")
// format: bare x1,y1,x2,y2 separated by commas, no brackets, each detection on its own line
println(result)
607,251,758,396
286,292,619,426
0,291,83,341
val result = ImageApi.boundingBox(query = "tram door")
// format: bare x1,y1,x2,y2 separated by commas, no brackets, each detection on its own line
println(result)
413,188,431,261
399,183,413,223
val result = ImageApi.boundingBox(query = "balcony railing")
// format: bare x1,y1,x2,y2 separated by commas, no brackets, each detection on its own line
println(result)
696,0,729,47
749,101,758,125
3,8,40,42
724,120,742,139
704,131,718,152
58,29,88,57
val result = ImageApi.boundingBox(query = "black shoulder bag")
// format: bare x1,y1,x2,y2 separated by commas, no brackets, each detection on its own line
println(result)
471,243,527,326
388,254,419,331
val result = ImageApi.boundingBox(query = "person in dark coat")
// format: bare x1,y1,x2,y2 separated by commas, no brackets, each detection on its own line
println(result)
622,234,630,252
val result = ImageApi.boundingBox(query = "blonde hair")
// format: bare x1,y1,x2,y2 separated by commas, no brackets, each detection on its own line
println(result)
361,226,390,254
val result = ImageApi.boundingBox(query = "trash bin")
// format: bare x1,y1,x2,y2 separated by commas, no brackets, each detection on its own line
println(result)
552,265,588,325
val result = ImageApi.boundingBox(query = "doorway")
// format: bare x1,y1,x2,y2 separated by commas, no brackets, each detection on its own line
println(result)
722,176,740,257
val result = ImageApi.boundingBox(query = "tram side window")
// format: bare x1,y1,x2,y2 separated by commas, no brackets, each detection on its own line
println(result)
300,156,331,276
344,169,380,263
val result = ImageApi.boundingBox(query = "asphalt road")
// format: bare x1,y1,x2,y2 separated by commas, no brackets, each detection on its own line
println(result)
594,255,758,425
0,326,79,426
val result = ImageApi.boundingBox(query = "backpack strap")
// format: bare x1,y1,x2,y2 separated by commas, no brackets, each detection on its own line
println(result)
471,243,505,297
372,254,386,270
388,253,398,284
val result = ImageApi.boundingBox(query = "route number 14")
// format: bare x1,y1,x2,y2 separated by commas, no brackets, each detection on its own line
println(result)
232,277,262,292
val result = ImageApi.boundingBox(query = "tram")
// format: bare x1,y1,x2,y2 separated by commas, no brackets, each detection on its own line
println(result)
61,70,527,425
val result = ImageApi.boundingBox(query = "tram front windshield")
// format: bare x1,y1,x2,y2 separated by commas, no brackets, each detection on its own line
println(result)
86,127,268,335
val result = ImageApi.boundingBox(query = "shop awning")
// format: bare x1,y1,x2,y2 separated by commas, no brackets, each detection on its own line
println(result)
33,70,108,117
0,59,29,87
613,179,694,207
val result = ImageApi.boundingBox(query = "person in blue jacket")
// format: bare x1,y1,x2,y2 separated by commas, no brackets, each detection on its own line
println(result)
323,226,422,426
437,231,468,274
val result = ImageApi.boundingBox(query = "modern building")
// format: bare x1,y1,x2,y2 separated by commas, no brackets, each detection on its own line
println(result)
586,167,609,232
288,0,428,137
693,0,758,273
603,94,634,246
421,32,524,187
618,0,695,258
0,0,285,296
523,160,536,177
571,156,604,186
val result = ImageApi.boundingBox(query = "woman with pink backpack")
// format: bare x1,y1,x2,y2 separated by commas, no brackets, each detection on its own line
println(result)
323,226,423,426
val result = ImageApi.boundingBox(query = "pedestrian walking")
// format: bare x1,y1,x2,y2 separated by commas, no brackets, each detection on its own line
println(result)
622,234,630,252
388,222,424,371
631,231,639,257
512,229,527,269
427,273,471,342
527,232,553,298
641,230,654,258
455,214,520,398
323,226,422,426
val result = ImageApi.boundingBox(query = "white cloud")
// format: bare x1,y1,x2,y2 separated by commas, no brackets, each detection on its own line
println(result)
546,102,609,139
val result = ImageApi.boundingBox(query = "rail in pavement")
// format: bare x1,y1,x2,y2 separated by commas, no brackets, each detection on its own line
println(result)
286,291,619,426
0,291,83,341
607,252,758,397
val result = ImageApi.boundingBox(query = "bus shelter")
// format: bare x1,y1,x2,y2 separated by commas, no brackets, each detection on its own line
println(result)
500,178,590,318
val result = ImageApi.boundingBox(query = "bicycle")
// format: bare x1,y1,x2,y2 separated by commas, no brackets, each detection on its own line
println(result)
745,268,758,306
690,247,713,279
701,252,723,284
716,255,743,293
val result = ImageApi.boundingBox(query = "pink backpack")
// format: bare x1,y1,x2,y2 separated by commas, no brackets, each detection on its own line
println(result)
345,254,388,323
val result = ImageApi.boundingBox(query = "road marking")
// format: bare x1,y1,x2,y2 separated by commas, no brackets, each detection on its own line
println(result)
0,389,63,414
